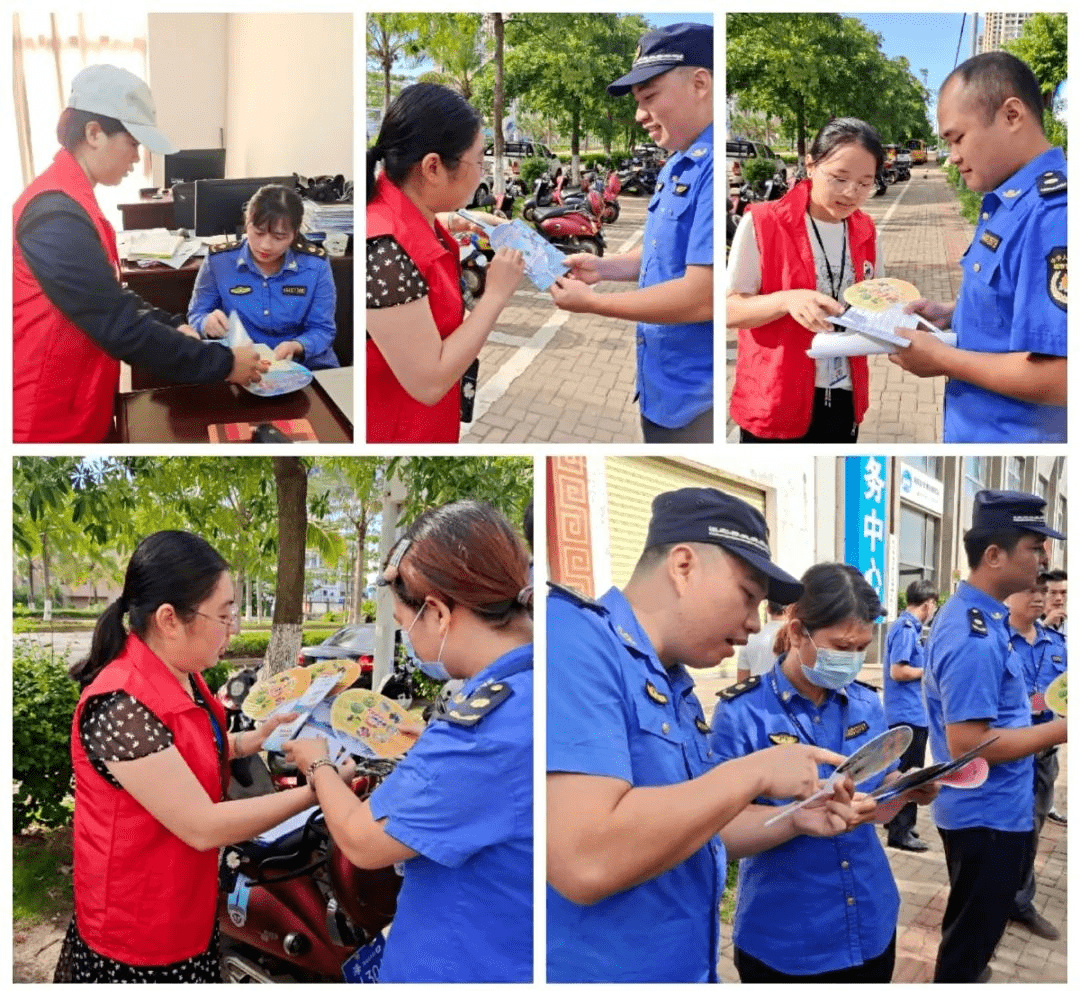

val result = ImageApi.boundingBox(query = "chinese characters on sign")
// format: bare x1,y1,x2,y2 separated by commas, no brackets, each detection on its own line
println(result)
844,457,890,605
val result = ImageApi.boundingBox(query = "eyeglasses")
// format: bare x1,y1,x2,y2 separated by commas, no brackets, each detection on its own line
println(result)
195,608,239,631
819,169,875,195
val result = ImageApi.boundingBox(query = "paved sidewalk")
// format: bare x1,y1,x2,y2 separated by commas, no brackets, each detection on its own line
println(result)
462,197,649,444
693,663,1068,983
726,164,975,443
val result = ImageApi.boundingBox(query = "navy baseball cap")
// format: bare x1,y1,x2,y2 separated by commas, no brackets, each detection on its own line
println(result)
969,490,1065,540
644,488,804,604
607,22,713,97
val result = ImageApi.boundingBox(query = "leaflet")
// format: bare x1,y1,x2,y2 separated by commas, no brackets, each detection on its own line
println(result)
868,737,997,804
261,673,344,752
458,211,569,291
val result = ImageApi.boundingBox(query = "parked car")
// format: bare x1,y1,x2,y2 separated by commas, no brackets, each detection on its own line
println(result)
727,138,785,191
297,623,377,687
485,139,561,174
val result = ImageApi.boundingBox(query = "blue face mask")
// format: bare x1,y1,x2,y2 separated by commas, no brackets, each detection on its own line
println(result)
402,603,451,681
801,637,866,691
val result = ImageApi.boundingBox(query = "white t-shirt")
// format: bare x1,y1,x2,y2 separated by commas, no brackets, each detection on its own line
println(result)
727,211,885,390
738,618,785,678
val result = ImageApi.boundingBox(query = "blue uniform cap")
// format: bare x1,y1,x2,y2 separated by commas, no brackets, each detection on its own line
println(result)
607,22,713,96
969,490,1065,540
644,487,803,604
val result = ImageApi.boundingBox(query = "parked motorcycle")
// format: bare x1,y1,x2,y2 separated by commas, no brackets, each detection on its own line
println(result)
218,757,403,982
528,188,606,256
522,173,558,222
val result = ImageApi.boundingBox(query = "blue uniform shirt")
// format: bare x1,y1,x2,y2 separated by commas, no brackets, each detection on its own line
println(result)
637,123,714,429
1010,620,1067,725
547,584,724,983
923,581,1033,832
188,240,340,369
944,146,1067,442
709,660,900,975
882,612,928,727
367,644,532,982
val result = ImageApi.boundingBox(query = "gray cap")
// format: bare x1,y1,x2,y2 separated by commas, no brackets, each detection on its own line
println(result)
67,64,177,155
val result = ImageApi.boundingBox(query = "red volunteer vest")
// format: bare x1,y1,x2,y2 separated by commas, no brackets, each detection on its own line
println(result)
71,634,229,966
730,180,876,438
366,173,464,443
13,149,122,443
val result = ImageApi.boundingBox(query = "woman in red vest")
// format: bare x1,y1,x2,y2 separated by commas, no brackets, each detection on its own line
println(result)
366,83,524,443
54,531,350,981
13,64,268,443
727,118,885,442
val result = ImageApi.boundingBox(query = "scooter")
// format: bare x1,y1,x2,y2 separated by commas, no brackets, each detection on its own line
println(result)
218,757,403,982
522,173,557,222
568,170,621,223
529,188,606,256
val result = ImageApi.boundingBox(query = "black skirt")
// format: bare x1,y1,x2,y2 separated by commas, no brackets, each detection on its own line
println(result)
52,915,221,983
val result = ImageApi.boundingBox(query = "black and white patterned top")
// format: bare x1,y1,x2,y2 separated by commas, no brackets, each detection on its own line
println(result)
367,234,429,309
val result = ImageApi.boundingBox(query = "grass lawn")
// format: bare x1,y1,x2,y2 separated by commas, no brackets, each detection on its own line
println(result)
13,827,73,924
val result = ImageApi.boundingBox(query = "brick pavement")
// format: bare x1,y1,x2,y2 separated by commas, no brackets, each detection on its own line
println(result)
461,197,649,444
693,663,1068,983
726,165,976,443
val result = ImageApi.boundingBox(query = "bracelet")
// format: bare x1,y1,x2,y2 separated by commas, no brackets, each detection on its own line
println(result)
306,758,336,791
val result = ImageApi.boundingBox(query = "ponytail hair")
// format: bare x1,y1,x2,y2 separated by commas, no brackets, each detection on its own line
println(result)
774,562,883,656
367,82,482,203
71,531,229,689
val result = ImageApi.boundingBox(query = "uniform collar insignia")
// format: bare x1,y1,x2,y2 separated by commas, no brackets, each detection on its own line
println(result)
645,680,669,705
616,625,636,646
694,716,710,734
1003,188,1022,198
690,147,707,158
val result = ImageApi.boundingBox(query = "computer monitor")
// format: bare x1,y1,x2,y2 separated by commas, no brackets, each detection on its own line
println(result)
193,176,295,238
164,148,226,187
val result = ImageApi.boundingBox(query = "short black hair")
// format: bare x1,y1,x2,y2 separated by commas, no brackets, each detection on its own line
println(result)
632,541,767,591
808,117,884,175
56,107,128,152
905,580,938,606
942,51,1046,133
963,527,1029,569
766,599,785,616
1044,568,1067,582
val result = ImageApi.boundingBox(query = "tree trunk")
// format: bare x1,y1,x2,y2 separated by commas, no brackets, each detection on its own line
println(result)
264,458,307,676
41,532,51,606
27,553,35,606
571,105,581,184
493,15,505,198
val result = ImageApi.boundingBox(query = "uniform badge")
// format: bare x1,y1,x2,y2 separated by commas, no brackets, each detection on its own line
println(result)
695,717,710,734
655,181,664,193
718,675,761,702
435,681,514,726
1037,170,1067,197
645,680,668,705
979,230,1002,252
845,721,870,740
616,625,637,646
768,732,798,746
674,183,689,195
968,608,988,637
229,286,253,295
1047,247,1067,311
690,147,707,158
282,286,307,296
1003,188,1021,198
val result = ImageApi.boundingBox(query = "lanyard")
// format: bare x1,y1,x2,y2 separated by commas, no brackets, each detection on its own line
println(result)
767,663,850,748
807,213,847,301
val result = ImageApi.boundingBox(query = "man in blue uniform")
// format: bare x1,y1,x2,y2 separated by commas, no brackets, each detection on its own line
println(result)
1005,573,1066,939
547,488,861,982
923,490,1067,982
890,52,1066,442
882,579,937,852
550,23,714,443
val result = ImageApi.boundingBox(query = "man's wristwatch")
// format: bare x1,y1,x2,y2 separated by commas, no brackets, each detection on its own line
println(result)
306,757,336,790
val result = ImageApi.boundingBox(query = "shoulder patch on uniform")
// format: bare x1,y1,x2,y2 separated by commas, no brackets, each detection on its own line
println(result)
768,732,799,745
852,678,880,693
845,720,870,740
968,608,989,637
302,241,328,257
1047,247,1066,311
695,716,710,734
434,680,514,726
1038,171,1067,197
546,581,606,614
209,241,242,255
979,230,1002,252
717,675,761,702
645,680,668,705
282,285,308,296
674,183,689,195
229,285,253,295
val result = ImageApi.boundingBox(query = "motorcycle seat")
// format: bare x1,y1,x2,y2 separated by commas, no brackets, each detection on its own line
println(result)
532,203,588,223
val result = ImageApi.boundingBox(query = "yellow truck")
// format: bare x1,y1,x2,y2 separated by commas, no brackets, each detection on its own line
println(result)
907,139,927,165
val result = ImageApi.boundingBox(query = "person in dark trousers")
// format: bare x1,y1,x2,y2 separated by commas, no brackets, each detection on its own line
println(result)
882,579,938,852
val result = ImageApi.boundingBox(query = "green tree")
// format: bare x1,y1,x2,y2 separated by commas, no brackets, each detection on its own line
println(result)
367,14,421,116
1005,13,1068,93
411,14,488,101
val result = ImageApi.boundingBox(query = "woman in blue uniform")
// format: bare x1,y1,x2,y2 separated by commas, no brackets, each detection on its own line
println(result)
284,501,532,982
711,563,936,982
188,184,340,369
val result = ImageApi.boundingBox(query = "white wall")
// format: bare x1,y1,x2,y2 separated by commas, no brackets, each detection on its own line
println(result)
146,14,228,187
225,14,353,179
146,13,352,185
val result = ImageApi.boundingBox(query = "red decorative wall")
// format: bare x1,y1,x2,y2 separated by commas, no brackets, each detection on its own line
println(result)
546,457,594,597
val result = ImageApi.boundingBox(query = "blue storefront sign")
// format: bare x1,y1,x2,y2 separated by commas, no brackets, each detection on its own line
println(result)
844,456,889,606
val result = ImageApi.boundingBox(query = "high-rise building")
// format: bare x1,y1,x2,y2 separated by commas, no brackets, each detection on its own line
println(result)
977,12,1034,53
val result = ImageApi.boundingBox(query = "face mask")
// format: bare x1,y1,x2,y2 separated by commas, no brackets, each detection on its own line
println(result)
801,636,866,691
402,602,451,681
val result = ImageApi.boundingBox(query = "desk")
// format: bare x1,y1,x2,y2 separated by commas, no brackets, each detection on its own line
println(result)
115,375,353,443
122,254,353,368
119,193,176,230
